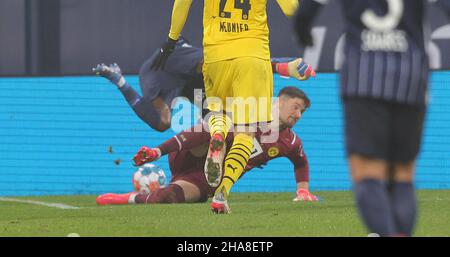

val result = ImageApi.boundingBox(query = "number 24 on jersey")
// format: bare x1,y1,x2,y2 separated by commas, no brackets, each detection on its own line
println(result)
219,0,252,20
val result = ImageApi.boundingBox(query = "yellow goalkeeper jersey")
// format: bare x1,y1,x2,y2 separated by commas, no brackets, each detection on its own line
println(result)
168,0,298,63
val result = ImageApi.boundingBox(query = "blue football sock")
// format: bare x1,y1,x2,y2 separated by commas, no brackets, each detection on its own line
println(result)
109,72,125,87
389,182,417,236
354,179,396,236
119,84,161,129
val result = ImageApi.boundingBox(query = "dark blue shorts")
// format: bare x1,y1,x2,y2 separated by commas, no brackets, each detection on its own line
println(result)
138,45,203,106
343,97,426,163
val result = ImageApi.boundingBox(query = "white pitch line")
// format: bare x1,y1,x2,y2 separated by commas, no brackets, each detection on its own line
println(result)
0,197,80,209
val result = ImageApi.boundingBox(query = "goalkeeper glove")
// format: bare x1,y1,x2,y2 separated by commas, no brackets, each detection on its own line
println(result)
276,58,316,81
293,188,319,202
133,146,161,166
150,37,178,71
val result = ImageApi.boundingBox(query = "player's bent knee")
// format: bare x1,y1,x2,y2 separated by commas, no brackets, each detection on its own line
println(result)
154,122,170,132
349,154,389,182
172,180,202,203
393,162,415,182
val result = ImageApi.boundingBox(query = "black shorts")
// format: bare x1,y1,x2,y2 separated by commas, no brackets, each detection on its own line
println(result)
343,98,426,163
138,46,203,105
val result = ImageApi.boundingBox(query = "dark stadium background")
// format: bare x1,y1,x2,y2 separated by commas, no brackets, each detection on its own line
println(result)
1,0,449,76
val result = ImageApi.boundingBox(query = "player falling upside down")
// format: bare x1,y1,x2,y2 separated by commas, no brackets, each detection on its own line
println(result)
150,0,301,214
93,38,315,132
96,87,319,207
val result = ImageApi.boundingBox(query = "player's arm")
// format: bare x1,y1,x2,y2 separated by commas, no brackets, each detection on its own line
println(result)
133,122,210,166
286,135,319,201
151,0,194,71
271,57,316,81
294,0,327,46
275,0,300,17
168,0,194,41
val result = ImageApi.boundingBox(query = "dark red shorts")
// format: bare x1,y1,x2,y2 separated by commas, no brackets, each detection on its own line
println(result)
168,150,214,202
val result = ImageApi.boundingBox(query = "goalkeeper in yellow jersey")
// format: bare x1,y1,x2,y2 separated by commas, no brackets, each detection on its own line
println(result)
151,0,300,214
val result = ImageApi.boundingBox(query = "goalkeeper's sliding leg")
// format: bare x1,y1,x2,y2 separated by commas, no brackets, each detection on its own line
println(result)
96,180,209,205
96,162,212,205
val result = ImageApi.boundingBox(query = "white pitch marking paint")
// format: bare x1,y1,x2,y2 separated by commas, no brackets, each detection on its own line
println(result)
0,197,80,209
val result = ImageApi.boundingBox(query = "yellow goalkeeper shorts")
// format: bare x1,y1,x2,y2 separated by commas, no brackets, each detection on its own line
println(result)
203,57,273,125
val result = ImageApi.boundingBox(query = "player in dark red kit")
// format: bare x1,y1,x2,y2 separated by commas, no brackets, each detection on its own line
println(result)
96,87,318,209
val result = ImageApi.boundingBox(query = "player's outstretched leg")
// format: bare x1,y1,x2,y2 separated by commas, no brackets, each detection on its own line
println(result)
93,63,126,88
205,133,226,187
204,113,232,187
93,63,166,130
210,133,254,214
96,184,187,205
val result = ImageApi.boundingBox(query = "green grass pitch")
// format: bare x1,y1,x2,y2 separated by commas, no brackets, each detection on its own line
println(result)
0,190,449,237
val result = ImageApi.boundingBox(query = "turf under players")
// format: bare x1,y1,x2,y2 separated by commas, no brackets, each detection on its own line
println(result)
96,87,319,206
294,0,450,236
150,0,301,214
93,38,315,132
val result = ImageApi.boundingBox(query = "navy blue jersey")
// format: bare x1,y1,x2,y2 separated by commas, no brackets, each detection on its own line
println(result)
294,0,449,105
339,0,426,52
139,40,294,108
139,40,204,106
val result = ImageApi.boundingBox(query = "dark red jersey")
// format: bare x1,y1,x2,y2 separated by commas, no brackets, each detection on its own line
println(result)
243,128,309,183
163,123,309,184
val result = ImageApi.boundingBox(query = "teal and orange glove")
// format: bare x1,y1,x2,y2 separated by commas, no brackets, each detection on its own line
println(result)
276,58,316,81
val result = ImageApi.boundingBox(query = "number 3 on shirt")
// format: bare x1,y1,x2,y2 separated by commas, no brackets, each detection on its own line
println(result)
219,0,252,20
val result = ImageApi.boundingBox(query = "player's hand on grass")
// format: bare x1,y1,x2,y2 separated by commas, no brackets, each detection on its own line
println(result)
133,146,161,166
293,188,319,202
150,37,178,71
288,58,316,81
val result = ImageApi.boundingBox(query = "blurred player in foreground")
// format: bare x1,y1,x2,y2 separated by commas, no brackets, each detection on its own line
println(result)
93,38,315,132
294,0,450,236
96,87,319,207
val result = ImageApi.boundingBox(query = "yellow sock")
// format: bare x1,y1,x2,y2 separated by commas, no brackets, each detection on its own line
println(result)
217,133,254,198
208,113,232,139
